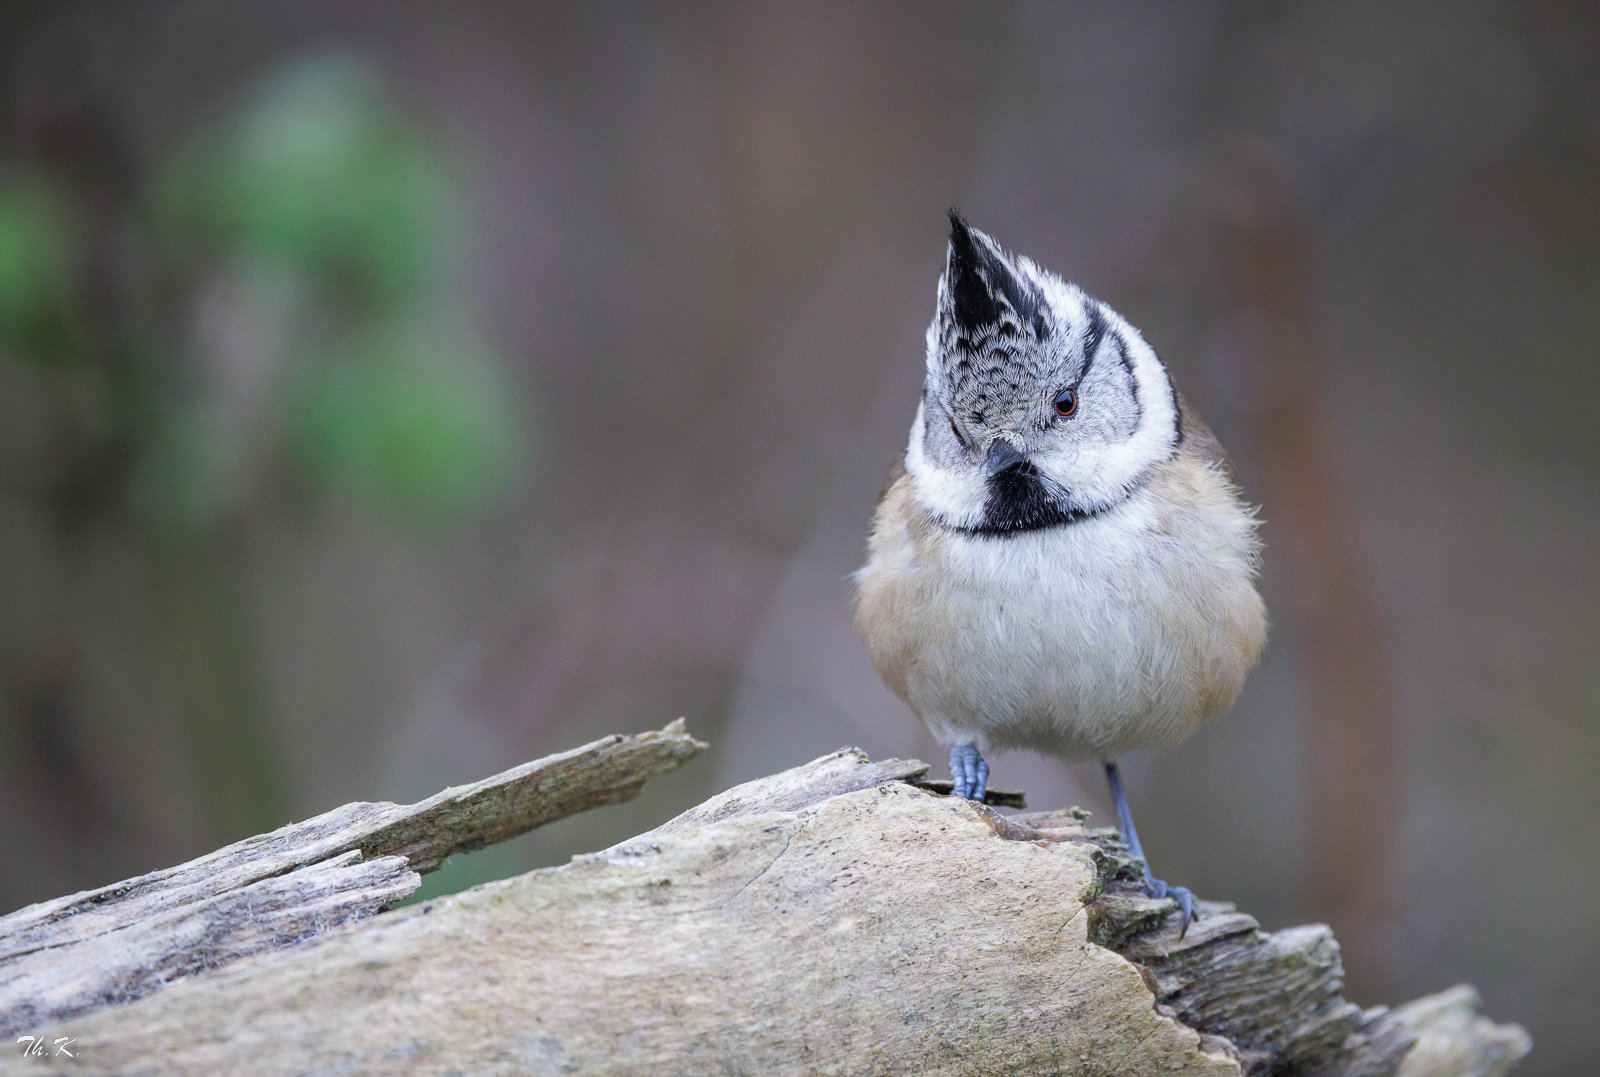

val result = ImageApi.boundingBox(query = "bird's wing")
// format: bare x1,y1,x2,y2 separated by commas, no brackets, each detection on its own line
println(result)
1175,391,1237,482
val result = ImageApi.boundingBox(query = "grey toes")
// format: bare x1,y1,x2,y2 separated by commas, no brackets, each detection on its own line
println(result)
948,744,988,802
1144,878,1199,938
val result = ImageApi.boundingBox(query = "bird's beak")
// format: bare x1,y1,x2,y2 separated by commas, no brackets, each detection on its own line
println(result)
985,438,1028,477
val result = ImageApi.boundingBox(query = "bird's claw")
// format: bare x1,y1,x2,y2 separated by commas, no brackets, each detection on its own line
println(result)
948,744,989,802
1143,877,1198,938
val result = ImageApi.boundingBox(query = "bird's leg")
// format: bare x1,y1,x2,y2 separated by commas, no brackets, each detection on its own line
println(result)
1104,759,1197,937
949,743,989,802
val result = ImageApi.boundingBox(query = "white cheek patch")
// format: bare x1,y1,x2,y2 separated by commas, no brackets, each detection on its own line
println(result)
1034,328,1177,512
903,402,990,530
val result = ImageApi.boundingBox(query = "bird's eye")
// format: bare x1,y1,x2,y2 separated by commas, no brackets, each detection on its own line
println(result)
1053,387,1078,418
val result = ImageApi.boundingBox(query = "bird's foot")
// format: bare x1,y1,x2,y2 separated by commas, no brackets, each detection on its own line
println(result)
1142,876,1198,938
948,743,989,802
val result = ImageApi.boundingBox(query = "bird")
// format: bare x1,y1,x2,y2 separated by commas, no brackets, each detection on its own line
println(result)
854,213,1267,931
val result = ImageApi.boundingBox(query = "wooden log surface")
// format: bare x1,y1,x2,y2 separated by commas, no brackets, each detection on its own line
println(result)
1392,986,1532,1077
0,720,706,1037
0,732,1529,1077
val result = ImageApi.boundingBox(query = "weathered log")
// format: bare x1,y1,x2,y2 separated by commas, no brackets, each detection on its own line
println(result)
1391,986,1532,1077
0,720,706,1037
0,736,1528,1077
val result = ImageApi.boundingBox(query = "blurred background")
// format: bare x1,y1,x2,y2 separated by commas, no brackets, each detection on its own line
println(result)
0,1,1595,1071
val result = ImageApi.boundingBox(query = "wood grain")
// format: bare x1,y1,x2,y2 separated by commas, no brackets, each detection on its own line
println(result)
0,720,706,1035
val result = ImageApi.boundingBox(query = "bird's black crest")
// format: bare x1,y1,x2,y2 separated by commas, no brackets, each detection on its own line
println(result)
946,211,1046,340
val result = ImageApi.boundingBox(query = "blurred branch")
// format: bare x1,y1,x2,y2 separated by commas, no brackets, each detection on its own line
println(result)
0,720,706,1036
0,736,1527,1077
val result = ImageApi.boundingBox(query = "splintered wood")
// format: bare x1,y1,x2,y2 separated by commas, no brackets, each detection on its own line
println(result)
0,721,706,1038
0,736,1528,1077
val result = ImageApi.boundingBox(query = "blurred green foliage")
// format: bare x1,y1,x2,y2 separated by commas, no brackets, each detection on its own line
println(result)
0,173,79,362
1,52,525,527
153,57,455,310
0,49,530,845
398,842,531,909
134,52,526,526
291,322,521,520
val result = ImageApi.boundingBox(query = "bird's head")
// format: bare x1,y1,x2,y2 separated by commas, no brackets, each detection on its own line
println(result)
905,213,1180,535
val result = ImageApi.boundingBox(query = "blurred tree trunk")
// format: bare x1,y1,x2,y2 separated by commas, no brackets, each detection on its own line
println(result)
148,539,288,842
1218,170,1400,1004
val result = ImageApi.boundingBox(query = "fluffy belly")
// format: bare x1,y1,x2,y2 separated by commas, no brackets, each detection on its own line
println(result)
856,490,1264,762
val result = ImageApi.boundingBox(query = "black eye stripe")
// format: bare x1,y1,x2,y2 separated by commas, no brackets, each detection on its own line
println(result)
1081,304,1108,376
